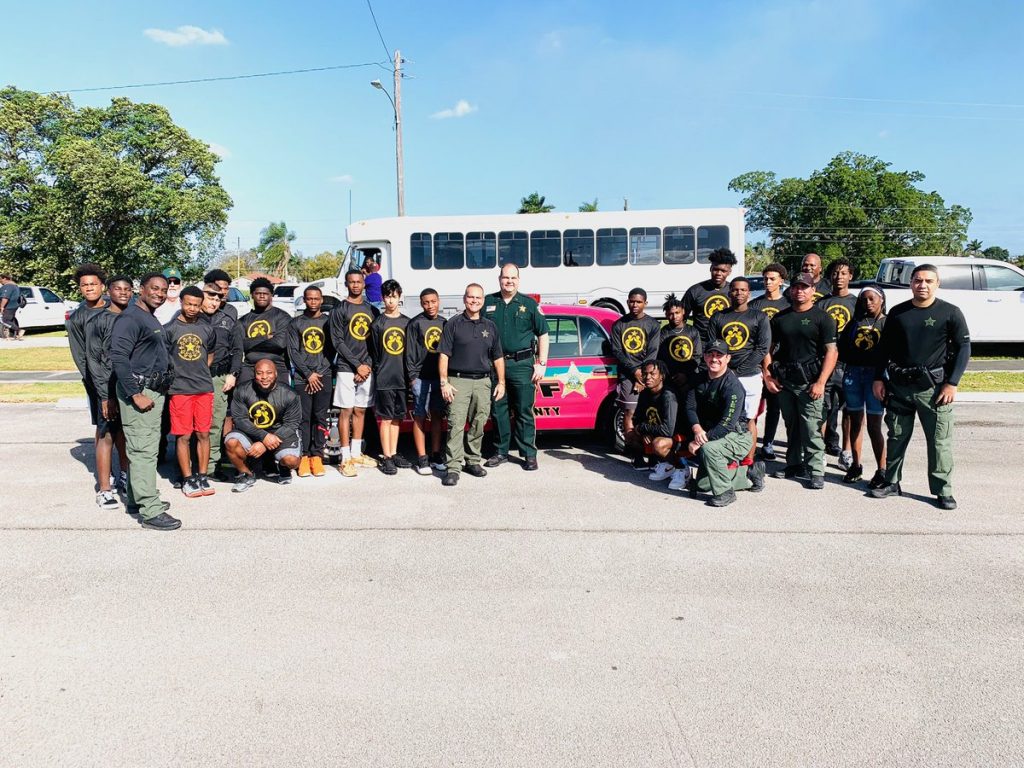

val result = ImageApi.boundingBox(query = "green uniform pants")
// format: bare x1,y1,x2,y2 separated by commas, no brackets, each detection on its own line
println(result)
884,382,955,496
778,381,826,477
696,431,754,496
117,385,166,521
492,358,537,458
445,375,493,473
206,375,229,474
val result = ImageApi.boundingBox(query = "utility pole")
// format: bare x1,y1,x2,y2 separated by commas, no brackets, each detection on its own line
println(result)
394,49,405,217
236,236,241,280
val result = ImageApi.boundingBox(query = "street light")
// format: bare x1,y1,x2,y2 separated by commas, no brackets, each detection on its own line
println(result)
370,50,405,217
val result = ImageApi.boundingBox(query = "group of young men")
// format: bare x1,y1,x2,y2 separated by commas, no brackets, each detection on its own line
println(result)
65,244,970,527
614,248,971,509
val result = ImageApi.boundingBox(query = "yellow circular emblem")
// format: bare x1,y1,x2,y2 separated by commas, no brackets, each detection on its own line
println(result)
247,319,271,339
721,321,750,352
349,312,372,341
302,327,324,354
827,304,852,332
177,333,203,362
668,334,694,362
248,400,276,429
622,326,646,355
853,325,880,350
703,294,729,318
424,326,442,353
383,327,405,356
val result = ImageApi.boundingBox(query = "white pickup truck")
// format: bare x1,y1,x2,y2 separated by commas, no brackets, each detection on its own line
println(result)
872,256,1024,344
17,286,78,331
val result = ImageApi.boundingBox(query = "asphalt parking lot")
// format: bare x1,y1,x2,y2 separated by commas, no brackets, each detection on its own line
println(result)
2,401,1023,766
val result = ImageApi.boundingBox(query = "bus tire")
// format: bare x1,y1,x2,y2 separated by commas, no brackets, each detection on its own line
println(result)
592,298,623,314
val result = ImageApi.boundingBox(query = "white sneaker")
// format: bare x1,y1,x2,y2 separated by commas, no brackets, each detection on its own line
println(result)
95,490,120,510
649,462,674,482
668,468,688,491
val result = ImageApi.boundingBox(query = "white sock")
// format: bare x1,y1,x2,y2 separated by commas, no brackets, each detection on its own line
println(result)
352,439,363,458
342,446,352,462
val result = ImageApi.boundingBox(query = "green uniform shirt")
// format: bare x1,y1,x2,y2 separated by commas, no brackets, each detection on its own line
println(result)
482,291,547,357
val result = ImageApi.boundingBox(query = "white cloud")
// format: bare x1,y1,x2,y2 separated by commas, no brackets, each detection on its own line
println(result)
207,142,231,159
431,100,478,120
540,31,563,52
329,174,354,184
878,129,890,139
144,25,229,47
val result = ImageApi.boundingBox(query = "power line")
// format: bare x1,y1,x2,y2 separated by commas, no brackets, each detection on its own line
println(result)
365,0,392,61
49,62,388,94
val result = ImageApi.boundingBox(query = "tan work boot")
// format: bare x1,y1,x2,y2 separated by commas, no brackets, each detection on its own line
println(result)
310,456,325,477
297,456,311,478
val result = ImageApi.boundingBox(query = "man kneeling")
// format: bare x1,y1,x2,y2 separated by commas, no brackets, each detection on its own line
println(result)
685,340,766,507
224,359,302,493
624,361,688,490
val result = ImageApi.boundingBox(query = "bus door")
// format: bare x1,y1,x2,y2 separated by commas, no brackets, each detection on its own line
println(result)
347,242,391,277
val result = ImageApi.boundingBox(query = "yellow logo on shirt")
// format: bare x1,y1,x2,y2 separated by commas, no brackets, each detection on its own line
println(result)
247,319,271,338
721,321,750,351
249,400,276,429
177,333,203,362
302,327,324,354
644,406,661,426
622,326,646,355
349,312,372,341
383,327,405,355
424,326,442,353
668,335,694,362
703,294,729,318
854,325,880,350
826,304,852,332
760,306,780,319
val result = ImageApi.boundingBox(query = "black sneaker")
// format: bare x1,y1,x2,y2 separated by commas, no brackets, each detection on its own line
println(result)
126,500,170,516
464,463,487,478
232,472,257,493
116,471,129,496
415,455,433,476
182,476,204,498
807,475,825,490
380,457,398,476
825,443,841,457
937,496,958,510
277,467,292,485
198,475,215,496
442,472,459,486
842,464,863,484
867,470,887,490
759,443,776,461
632,455,650,471
747,461,766,493
430,453,447,472
707,490,736,507
392,454,413,469
869,482,902,499
140,512,181,531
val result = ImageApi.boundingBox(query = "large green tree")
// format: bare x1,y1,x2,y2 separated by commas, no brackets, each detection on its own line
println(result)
517,192,554,214
297,250,344,281
728,152,971,278
0,87,231,291
256,221,299,278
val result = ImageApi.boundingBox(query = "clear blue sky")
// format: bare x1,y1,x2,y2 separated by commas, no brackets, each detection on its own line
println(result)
5,0,1024,256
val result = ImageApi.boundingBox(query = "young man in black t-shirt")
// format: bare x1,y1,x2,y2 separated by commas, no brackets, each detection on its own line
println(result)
164,286,216,498
370,280,411,475
818,259,859,465
682,247,737,344
288,285,334,479
406,288,446,474
750,262,790,460
610,288,662,465
625,361,689,490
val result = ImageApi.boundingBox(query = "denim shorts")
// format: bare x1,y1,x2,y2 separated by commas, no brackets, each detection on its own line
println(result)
411,377,443,417
843,365,883,416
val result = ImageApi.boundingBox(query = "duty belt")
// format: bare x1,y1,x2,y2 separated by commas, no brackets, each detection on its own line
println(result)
886,364,945,389
504,348,534,362
210,363,233,376
133,371,174,391
450,370,488,380
770,357,822,386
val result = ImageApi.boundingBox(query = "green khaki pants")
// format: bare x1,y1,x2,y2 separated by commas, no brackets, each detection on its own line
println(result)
492,358,537,458
207,375,229,474
446,375,493,473
696,430,754,496
778,381,826,476
884,382,955,496
117,385,166,520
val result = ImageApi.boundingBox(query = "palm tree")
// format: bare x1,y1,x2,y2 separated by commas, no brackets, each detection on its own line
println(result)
517,192,554,214
578,199,599,212
965,238,983,257
257,221,298,278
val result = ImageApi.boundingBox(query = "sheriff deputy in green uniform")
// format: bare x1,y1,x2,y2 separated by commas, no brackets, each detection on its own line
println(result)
482,263,549,471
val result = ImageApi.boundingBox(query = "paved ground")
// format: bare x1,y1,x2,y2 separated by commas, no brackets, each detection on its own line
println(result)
2,402,1023,766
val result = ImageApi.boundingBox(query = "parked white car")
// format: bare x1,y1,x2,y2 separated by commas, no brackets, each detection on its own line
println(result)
17,286,78,331
272,283,299,316
873,256,1024,343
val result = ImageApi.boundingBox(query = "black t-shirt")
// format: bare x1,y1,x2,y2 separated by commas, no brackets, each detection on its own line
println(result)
750,293,790,321
817,293,859,337
708,307,772,377
85,307,122,400
370,313,410,390
329,299,379,373
682,279,730,342
634,386,678,439
812,277,832,303
877,299,971,384
610,314,661,379
657,324,702,385
109,302,171,398
164,317,215,395
839,314,887,368
406,312,445,381
685,370,747,441
770,306,837,364
68,300,109,380
230,381,302,443
438,312,503,375
240,306,291,369
288,312,334,380
202,309,243,376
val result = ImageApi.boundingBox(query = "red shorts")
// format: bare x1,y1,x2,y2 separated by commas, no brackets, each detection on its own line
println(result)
169,393,214,435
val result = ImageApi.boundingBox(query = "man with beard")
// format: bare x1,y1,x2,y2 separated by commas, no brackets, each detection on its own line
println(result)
153,267,184,324
682,248,737,344
225,359,302,493
109,272,179,530
799,253,831,303
288,285,334,478
239,277,292,385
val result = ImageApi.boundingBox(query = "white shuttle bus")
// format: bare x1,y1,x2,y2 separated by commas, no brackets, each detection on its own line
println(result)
334,208,745,315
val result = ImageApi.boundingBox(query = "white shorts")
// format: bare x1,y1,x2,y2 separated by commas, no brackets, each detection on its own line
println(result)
738,374,762,420
333,371,375,409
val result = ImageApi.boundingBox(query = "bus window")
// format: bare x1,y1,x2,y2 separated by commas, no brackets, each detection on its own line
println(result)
630,227,661,265
563,229,594,267
664,226,695,264
434,232,465,270
499,231,528,268
466,232,497,269
531,230,562,268
596,228,627,266
697,226,729,263
411,233,432,270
